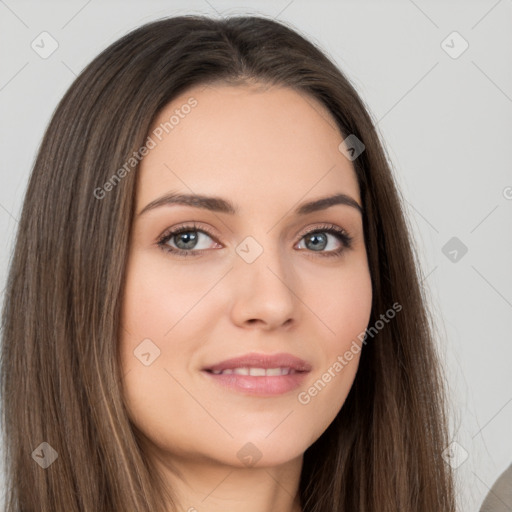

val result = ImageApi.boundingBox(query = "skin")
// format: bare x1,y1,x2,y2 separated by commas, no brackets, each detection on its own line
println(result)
119,81,373,512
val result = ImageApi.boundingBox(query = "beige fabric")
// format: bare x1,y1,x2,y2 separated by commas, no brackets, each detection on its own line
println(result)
480,464,512,512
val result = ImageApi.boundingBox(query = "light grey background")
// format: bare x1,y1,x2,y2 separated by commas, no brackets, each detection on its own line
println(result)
0,1,511,510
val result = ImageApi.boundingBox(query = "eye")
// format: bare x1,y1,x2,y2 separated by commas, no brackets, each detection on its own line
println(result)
156,222,353,258
296,223,353,258
156,222,219,257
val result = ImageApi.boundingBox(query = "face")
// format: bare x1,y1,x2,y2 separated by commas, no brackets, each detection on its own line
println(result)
119,82,373,469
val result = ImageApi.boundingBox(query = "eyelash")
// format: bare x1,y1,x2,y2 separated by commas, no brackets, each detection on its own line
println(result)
156,222,354,258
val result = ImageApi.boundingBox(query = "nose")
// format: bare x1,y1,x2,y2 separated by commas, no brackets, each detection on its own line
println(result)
229,244,299,330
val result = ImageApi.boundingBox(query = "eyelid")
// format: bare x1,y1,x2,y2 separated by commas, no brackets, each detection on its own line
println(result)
295,222,349,240
156,221,219,247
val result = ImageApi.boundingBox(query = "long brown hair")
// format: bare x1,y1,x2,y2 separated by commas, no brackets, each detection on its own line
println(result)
0,14,456,511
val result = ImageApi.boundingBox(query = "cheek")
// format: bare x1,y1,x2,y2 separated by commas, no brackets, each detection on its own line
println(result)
118,252,200,382
332,276,372,342
118,252,219,436
295,258,372,432
119,249,218,345
118,263,202,455
306,254,373,347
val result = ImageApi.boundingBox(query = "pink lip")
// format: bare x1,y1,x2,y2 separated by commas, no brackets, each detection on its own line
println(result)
203,352,312,373
201,352,311,397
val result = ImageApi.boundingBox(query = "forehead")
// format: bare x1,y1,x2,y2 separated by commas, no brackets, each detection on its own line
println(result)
136,82,360,211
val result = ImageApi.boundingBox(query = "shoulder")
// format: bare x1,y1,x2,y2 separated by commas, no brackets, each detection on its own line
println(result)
480,464,512,512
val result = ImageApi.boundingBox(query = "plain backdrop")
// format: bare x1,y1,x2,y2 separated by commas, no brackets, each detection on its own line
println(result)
0,1,511,510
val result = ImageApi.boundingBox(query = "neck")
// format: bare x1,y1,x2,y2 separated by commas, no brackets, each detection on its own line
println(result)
152,451,304,512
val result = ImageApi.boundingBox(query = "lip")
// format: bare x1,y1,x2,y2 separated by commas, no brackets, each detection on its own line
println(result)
203,352,312,373
201,352,311,396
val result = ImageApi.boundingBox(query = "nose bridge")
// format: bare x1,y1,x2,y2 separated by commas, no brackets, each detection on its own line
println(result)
235,232,288,285
230,232,297,326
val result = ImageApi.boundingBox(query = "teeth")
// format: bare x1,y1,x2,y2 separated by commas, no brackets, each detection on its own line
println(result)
210,367,296,376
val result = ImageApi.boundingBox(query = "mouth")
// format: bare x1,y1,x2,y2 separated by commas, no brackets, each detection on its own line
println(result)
201,352,311,396
205,367,304,376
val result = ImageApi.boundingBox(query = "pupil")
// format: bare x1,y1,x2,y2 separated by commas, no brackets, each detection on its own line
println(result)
307,233,326,251
176,231,197,249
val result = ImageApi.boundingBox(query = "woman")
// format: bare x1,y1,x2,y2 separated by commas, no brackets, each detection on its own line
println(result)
0,14,456,511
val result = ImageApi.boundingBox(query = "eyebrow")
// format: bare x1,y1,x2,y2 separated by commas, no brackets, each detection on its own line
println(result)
137,192,363,217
